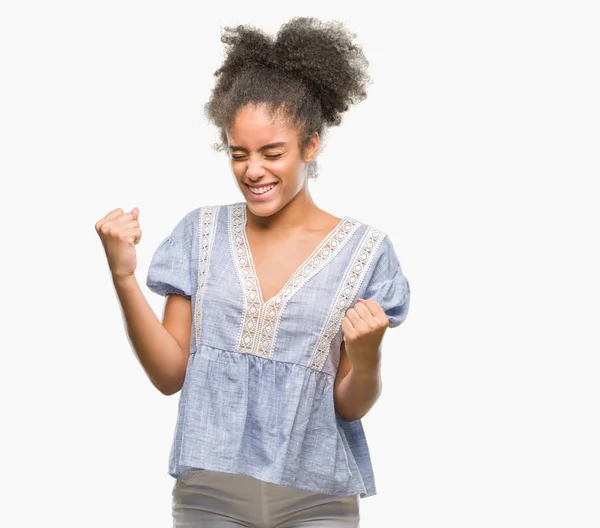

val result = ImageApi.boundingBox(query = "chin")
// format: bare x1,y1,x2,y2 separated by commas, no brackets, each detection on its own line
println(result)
245,201,281,217
242,182,298,218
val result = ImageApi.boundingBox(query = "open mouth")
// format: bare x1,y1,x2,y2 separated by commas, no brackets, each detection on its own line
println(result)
247,182,278,200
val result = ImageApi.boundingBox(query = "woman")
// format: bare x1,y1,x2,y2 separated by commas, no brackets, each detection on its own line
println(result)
96,17,410,528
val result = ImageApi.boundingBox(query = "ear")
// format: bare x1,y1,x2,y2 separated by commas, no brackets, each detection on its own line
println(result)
302,131,319,162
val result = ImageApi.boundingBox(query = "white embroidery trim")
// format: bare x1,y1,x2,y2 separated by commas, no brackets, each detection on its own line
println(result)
230,205,262,355
230,203,360,359
309,227,386,372
193,206,219,351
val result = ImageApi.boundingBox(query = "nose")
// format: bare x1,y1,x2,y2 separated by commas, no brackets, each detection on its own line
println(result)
245,156,266,181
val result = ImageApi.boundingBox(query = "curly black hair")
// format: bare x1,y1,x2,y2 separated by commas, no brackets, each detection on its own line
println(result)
204,17,371,179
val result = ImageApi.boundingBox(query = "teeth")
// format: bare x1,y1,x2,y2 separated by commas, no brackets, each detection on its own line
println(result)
249,184,276,195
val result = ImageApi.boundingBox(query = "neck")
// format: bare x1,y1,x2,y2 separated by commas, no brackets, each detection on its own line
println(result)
246,183,321,233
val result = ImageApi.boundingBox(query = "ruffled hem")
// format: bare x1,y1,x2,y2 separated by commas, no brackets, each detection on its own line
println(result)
166,343,375,498
169,456,367,498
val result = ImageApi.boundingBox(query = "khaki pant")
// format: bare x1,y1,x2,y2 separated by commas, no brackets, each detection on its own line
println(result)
172,469,360,527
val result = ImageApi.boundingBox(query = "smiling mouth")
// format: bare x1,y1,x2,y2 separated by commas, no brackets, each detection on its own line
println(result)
247,182,278,195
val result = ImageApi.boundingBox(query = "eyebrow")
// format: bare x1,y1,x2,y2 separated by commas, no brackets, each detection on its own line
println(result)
229,142,287,152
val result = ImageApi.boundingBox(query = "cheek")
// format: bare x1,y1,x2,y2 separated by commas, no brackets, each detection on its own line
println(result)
272,157,302,178
231,163,244,179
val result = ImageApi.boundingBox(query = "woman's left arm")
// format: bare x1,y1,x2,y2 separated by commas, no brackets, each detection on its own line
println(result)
333,298,387,422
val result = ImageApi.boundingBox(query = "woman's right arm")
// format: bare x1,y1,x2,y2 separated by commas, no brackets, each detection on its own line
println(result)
113,273,191,395
96,207,192,395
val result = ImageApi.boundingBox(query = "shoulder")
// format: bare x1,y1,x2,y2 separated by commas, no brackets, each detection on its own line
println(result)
345,215,392,252
179,202,231,221
172,202,239,232
193,201,245,218
350,218,410,327
344,213,388,237
343,215,409,274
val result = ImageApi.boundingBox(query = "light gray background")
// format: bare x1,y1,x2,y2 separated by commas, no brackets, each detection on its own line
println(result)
1,1,598,526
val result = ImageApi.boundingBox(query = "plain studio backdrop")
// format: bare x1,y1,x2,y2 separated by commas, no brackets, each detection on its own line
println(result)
1,1,598,527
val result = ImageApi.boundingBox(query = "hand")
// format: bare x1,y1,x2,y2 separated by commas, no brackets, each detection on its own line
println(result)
95,208,142,281
341,298,388,371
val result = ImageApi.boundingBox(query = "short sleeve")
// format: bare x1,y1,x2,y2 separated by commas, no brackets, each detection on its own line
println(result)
360,234,410,328
146,212,195,298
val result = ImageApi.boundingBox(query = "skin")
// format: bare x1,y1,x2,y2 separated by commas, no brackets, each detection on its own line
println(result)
226,103,325,231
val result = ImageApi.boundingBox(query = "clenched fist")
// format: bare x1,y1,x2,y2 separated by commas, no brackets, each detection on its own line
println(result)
341,298,389,371
95,208,142,281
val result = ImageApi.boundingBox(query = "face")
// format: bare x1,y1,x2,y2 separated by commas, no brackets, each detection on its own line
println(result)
226,104,318,217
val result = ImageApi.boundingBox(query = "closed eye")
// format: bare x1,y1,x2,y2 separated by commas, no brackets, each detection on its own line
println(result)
231,153,283,161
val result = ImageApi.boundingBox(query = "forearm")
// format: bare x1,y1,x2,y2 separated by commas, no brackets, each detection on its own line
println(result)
113,274,188,395
334,360,382,422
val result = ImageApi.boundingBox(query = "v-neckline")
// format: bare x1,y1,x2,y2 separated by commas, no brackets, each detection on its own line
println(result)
239,205,349,306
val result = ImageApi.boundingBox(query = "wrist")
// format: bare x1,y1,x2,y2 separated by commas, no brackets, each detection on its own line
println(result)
112,272,137,289
350,358,381,377
346,344,381,374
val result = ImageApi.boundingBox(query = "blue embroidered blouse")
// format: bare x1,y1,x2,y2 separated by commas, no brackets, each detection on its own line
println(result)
146,202,410,498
